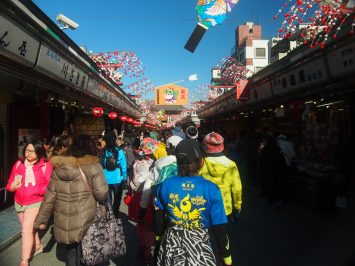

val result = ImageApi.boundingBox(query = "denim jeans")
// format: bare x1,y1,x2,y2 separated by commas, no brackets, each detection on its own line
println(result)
108,183,124,217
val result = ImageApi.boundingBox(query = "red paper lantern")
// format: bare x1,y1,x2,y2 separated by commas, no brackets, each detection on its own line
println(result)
92,107,103,117
108,112,118,120
120,115,127,122
127,117,133,123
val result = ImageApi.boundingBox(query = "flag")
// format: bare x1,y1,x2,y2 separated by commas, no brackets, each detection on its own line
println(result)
188,74,199,81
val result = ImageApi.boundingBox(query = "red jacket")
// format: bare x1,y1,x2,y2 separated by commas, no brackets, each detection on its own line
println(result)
6,158,52,206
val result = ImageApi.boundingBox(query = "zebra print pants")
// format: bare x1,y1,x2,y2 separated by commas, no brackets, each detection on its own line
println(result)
157,226,216,266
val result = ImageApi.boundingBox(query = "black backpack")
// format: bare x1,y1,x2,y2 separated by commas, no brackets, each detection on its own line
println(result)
104,148,119,171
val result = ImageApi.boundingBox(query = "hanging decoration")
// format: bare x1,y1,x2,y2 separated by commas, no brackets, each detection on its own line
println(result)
123,78,155,96
185,0,240,53
218,57,251,84
119,115,127,122
89,51,145,84
127,117,133,123
92,107,104,117
190,84,210,104
274,0,355,48
108,112,118,120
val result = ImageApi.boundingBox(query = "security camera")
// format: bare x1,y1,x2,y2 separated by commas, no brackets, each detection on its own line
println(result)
56,14,79,30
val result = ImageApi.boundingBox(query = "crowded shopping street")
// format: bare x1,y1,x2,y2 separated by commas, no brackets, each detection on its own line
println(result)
1,0,355,265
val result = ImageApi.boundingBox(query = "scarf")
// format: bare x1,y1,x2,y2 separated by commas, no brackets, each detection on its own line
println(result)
24,159,36,187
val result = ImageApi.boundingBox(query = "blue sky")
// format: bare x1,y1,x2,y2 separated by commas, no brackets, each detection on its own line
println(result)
33,0,283,101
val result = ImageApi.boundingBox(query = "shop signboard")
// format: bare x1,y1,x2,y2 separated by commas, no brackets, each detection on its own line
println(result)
327,41,355,79
272,57,327,95
0,12,40,66
154,84,188,106
36,43,89,91
249,80,272,103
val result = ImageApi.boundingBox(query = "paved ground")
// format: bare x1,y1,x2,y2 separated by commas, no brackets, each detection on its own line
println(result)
1,161,355,266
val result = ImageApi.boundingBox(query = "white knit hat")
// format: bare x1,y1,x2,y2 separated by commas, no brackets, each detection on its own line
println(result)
166,135,183,149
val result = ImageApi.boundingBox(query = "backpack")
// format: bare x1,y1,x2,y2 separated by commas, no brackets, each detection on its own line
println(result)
104,148,119,171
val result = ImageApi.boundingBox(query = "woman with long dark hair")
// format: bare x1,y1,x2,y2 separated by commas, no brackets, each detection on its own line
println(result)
6,139,52,266
34,134,108,266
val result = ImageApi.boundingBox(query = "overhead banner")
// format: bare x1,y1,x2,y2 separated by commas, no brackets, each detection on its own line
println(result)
155,84,188,106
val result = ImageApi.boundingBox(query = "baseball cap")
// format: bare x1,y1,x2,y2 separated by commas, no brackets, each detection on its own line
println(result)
175,139,203,164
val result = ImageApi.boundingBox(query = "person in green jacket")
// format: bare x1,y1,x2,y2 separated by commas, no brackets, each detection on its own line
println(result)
199,132,242,222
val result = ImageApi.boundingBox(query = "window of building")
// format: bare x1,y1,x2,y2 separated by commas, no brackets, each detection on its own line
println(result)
299,70,305,83
255,48,266,58
282,77,287,89
290,75,296,86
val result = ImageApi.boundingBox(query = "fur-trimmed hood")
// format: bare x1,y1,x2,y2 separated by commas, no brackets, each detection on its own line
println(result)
50,155,99,181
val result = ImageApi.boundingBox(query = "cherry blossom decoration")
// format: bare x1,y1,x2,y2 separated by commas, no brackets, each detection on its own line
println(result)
89,51,145,84
123,78,155,96
190,84,210,104
219,57,251,83
274,0,355,48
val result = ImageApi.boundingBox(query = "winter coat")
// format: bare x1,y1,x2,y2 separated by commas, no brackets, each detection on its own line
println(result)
199,153,242,215
6,158,52,206
153,143,167,160
141,155,177,208
34,155,108,244
172,127,186,140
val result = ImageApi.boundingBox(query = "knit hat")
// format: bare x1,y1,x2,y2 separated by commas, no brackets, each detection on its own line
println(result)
166,135,183,149
175,139,203,164
186,126,198,140
139,137,159,155
203,132,224,153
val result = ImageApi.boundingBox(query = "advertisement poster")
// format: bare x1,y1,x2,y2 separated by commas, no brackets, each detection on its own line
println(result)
18,129,41,157
154,84,188,106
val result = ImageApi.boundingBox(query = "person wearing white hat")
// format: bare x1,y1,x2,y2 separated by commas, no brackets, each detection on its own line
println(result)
186,125,199,140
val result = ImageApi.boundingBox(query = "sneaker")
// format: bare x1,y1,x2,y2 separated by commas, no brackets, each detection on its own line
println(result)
33,244,44,257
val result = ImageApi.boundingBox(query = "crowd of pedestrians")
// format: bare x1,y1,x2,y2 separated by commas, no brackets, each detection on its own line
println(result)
7,122,270,266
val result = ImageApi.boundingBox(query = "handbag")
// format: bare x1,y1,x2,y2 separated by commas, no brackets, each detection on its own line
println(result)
78,167,126,265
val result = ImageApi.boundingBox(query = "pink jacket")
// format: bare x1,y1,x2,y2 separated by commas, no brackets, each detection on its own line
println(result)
6,158,52,206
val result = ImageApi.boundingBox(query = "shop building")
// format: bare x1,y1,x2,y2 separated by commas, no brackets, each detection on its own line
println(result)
0,0,142,209
195,25,355,208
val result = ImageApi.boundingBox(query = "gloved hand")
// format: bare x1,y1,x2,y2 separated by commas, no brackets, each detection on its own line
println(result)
222,256,232,266
138,207,147,221
232,209,241,223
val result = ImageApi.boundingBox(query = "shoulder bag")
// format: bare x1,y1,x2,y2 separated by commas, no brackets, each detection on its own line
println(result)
79,167,126,265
